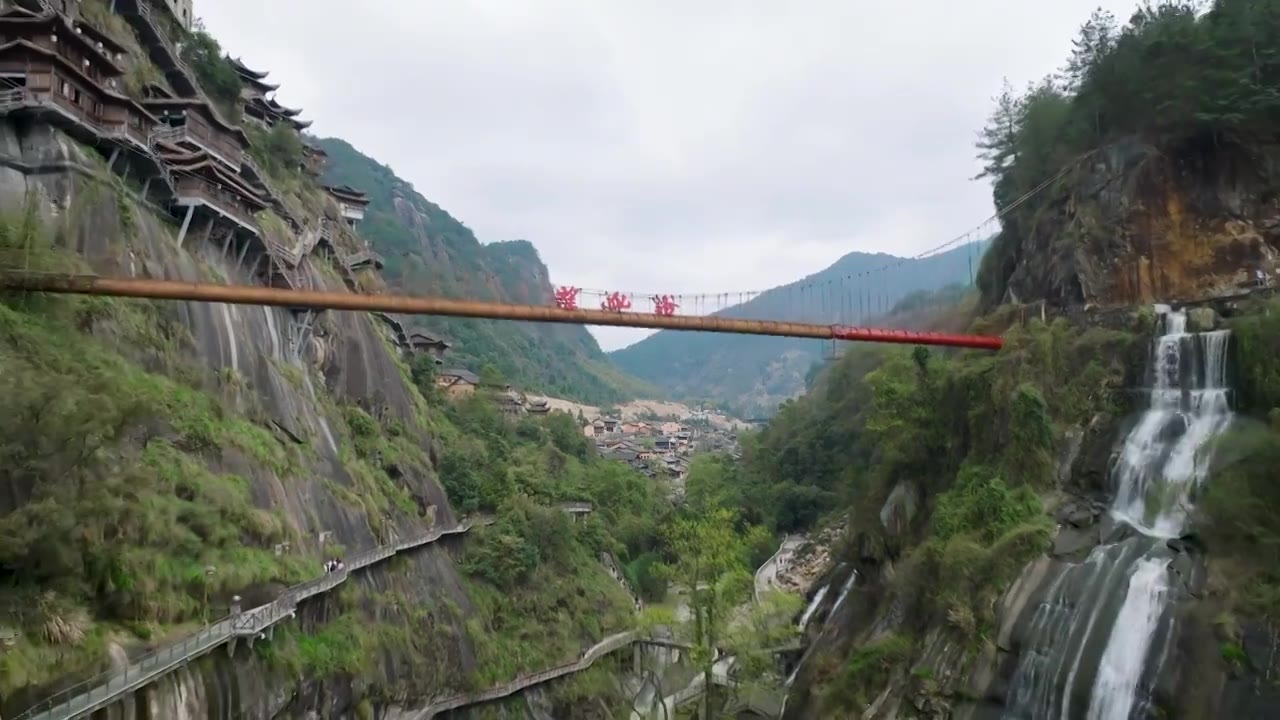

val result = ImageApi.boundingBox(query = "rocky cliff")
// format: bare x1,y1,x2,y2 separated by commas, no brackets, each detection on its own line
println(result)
316,138,655,405
982,139,1280,311
0,122,477,718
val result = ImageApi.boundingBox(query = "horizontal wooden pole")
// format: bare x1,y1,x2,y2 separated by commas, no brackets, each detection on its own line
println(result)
0,272,1004,350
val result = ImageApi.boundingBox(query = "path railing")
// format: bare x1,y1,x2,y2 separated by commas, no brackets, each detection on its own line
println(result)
413,631,640,719
13,517,493,720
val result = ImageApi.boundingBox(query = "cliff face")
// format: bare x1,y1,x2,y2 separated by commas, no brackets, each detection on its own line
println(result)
316,138,655,405
985,139,1280,310
0,124,476,718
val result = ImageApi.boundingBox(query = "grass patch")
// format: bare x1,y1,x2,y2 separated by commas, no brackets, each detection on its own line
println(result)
0,279,314,697
821,633,913,712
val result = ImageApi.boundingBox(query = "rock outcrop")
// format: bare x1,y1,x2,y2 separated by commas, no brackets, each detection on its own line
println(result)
987,139,1280,310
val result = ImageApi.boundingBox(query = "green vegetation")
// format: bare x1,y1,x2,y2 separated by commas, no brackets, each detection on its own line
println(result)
0,217,312,696
975,0,1280,307
610,243,986,417
1203,423,1280,623
820,633,913,710
316,137,657,405
727,305,1143,713
1199,298,1280,625
257,582,467,702
424,395,661,684
180,21,243,121
734,315,1140,535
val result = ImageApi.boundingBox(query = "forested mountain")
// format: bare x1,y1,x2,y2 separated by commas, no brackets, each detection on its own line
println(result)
734,2,1280,718
609,242,986,417
317,138,655,404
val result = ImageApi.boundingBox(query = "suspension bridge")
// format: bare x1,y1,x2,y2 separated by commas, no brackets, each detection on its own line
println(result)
0,272,1004,350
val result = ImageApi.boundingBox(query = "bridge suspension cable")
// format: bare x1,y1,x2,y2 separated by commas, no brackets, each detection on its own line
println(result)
0,272,1004,350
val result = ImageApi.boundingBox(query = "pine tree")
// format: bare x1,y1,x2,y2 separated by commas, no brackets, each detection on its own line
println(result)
974,79,1022,181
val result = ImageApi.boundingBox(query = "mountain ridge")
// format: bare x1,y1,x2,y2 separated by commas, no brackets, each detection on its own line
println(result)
610,241,987,416
316,137,658,404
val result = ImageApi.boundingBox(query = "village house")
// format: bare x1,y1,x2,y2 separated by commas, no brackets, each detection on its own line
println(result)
586,417,623,437
495,389,526,416
144,95,249,170
659,421,682,436
0,9,165,176
436,368,478,399
225,56,311,132
159,0,194,29
527,398,552,416
371,312,450,364
324,184,370,226
157,142,269,240
406,330,449,364
227,56,276,102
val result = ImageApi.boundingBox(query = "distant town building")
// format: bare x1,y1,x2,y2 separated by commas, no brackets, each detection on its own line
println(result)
527,398,552,415
406,329,450,364
436,368,478,399
495,389,527,415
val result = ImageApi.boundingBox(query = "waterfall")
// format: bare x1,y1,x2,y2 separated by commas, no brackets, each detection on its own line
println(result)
1086,557,1171,720
797,584,828,631
262,306,282,359
1002,306,1233,720
219,303,239,374
301,372,339,456
829,571,857,616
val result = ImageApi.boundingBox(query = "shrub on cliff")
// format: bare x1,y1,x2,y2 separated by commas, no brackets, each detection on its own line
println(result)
180,22,241,117
1203,423,1280,622
1230,298,1280,418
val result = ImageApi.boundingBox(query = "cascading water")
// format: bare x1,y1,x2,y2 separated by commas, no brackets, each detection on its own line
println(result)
796,584,829,631
1003,306,1233,720
829,571,858,617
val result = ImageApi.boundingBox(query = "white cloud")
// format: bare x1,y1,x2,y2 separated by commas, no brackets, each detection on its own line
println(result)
199,0,1143,350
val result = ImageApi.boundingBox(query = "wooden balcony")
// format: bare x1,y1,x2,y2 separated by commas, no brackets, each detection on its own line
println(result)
172,175,259,231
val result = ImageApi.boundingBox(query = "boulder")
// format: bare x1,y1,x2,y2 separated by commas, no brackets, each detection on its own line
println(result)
1187,307,1219,332
1052,525,1100,559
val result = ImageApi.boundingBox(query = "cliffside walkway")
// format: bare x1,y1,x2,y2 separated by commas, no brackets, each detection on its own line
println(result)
0,273,1005,350
405,617,797,719
412,630,641,719
411,631,790,719
14,517,497,720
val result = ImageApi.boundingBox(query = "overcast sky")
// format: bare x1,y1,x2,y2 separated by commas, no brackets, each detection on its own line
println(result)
200,0,1139,351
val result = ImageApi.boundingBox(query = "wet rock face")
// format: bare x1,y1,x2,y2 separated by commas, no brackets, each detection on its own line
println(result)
0,124,477,715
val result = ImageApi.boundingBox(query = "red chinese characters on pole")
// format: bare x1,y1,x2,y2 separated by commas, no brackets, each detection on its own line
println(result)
601,291,632,312
651,294,679,316
553,286,580,310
